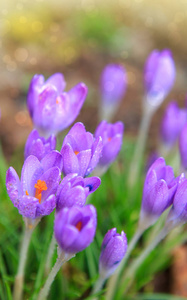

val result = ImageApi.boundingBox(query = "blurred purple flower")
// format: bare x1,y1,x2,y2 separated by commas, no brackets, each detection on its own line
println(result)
140,157,178,228
161,102,187,147
101,64,127,105
100,64,127,121
27,73,87,137
95,120,124,167
54,205,97,253
60,122,103,177
6,153,61,219
99,228,127,279
179,123,187,170
144,49,175,106
56,173,101,211
24,129,56,161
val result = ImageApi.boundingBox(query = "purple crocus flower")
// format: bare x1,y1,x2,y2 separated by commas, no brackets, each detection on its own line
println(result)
100,64,127,120
166,176,187,229
60,122,103,177
101,64,126,105
140,157,178,229
99,228,127,279
161,102,187,147
144,49,175,106
95,120,124,168
56,173,101,211
27,73,87,137
179,123,187,170
6,153,62,219
54,205,97,254
24,129,56,161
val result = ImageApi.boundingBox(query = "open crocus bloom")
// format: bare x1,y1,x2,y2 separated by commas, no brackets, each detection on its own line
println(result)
61,122,103,177
6,153,61,219
27,73,88,137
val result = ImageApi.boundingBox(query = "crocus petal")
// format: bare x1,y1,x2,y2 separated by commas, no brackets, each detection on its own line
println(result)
83,176,101,195
61,144,80,176
21,155,43,196
17,195,39,219
36,194,56,217
6,167,21,206
27,75,44,117
41,150,63,172
45,73,66,93
77,150,92,177
40,166,61,201
87,136,103,175
100,135,122,165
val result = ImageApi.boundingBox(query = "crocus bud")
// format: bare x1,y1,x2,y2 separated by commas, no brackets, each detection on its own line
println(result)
161,102,187,148
24,129,56,161
166,176,187,229
100,64,127,120
139,157,178,229
56,173,101,211
94,121,124,174
54,205,97,254
179,123,187,170
27,73,87,137
144,49,175,107
60,122,103,177
99,228,127,279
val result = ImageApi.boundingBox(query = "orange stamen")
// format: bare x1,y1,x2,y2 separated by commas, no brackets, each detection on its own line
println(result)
25,190,29,196
34,179,47,204
56,96,61,104
75,221,82,231
74,150,79,155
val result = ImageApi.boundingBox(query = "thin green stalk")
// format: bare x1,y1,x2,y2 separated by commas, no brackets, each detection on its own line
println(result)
105,228,144,300
44,234,56,276
38,251,74,300
91,274,106,300
119,227,168,298
13,226,34,300
128,103,155,188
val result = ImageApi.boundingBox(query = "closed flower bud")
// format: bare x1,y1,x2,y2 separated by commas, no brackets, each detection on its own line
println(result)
140,157,178,229
161,102,187,147
54,205,97,254
24,129,56,161
27,73,87,137
99,228,127,279
144,49,175,107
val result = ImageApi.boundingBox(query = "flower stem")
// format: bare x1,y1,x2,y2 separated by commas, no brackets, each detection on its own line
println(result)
38,251,74,300
91,274,106,300
105,228,143,300
128,103,154,188
44,234,56,276
13,226,34,300
120,227,168,298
